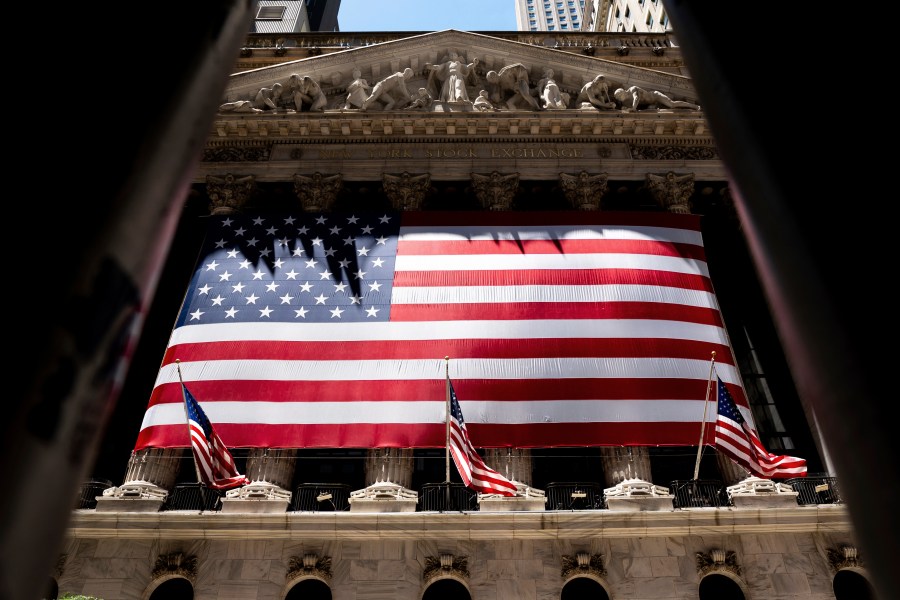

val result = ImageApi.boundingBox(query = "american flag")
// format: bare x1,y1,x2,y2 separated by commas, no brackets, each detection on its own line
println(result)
182,383,250,490
714,376,807,478
448,379,517,496
137,210,746,450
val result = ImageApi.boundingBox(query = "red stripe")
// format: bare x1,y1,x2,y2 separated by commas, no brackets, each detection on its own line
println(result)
147,378,734,407
397,238,707,260
136,421,714,450
399,210,702,230
164,338,734,365
392,268,713,291
390,302,724,325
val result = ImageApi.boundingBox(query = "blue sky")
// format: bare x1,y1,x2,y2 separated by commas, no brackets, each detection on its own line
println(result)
338,0,518,31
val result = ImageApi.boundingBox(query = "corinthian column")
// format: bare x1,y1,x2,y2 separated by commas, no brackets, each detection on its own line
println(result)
646,171,695,214
95,448,182,512
221,448,296,513
601,447,674,511
471,171,519,211
349,448,418,512
383,172,431,210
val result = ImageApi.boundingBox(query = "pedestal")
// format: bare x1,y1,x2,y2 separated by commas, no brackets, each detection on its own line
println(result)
604,478,674,511
727,476,799,508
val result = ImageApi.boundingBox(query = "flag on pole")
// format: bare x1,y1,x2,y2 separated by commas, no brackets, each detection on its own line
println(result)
182,383,250,490
448,380,518,496
714,376,807,479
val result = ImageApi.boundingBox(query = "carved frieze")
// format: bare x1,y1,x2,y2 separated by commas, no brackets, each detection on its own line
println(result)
287,553,333,581
561,552,606,579
203,146,271,162
293,172,343,212
383,172,431,210
471,171,519,211
151,552,198,581
630,145,717,160
206,173,256,215
646,171,695,214
423,554,469,585
696,549,741,578
559,171,609,211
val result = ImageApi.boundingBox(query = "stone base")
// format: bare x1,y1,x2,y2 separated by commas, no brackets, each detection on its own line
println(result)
220,498,290,513
605,496,674,512
478,496,547,512
730,493,799,508
348,498,418,513
94,497,165,513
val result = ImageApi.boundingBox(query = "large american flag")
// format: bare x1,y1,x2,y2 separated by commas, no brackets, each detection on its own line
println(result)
714,376,807,478
137,210,747,450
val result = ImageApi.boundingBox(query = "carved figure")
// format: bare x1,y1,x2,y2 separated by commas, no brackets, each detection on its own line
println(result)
426,51,479,103
362,68,415,111
473,90,496,112
485,64,541,110
219,83,284,113
343,68,371,110
403,87,433,110
288,74,328,112
613,86,700,111
537,68,567,110
577,74,616,110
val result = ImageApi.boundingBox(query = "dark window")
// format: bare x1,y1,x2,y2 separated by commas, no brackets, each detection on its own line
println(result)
422,579,471,600
833,569,877,600
699,573,745,600
286,578,332,600
149,577,194,600
561,577,610,600
256,5,286,20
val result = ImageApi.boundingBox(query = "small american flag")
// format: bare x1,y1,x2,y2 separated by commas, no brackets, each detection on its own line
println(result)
714,376,806,479
182,383,250,490
448,380,517,496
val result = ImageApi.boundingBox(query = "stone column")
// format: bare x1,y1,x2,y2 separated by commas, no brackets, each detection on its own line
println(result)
383,172,431,210
601,447,674,511
95,448,182,512
471,171,519,210
646,171,695,214
220,448,296,513
349,448,418,512
716,451,751,486
478,448,547,511
559,171,609,211
293,172,343,212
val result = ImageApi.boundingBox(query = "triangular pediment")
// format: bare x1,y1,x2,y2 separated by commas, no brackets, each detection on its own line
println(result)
220,29,699,112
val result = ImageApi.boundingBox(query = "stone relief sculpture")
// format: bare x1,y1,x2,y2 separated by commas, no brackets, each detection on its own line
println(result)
613,85,700,111
287,74,327,112
343,68,372,110
403,87,433,110
473,90,497,112
537,68,568,110
426,51,479,103
576,74,616,110
362,68,415,111
485,64,541,110
219,83,284,113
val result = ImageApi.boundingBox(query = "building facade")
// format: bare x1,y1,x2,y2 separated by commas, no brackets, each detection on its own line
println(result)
517,0,671,33
49,30,877,600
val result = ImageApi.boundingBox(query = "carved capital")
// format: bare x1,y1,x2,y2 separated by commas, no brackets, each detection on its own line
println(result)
206,173,256,215
646,171,695,214
559,171,609,211
561,552,606,579
287,553,333,582
383,172,431,211
424,554,469,585
152,552,198,581
696,549,741,577
293,172,343,212
827,546,862,572
471,171,519,211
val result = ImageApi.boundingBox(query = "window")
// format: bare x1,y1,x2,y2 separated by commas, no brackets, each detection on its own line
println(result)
529,11,535,17
548,25,555,30
256,4,286,19
646,12,653,26
661,11,669,26
546,10,553,16
615,6,620,18
530,19,536,25
561,23,568,29
559,9,565,15
625,6,631,18
568,0,575,5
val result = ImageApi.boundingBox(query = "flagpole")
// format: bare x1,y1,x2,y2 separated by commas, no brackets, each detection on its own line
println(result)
444,356,451,484
693,351,716,480
176,360,205,488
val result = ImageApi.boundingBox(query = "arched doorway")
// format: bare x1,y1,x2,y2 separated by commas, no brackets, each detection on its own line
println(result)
422,578,472,600
699,573,746,600
833,569,877,600
561,576,611,599
285,578,332,600
148,576,193,600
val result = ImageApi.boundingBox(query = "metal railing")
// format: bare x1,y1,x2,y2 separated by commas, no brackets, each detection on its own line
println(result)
545,482,605,510
418,483,478,512
291,483,351,512
783,475,842,505
162,483,224,511
669,479,728,508
75,479,114,509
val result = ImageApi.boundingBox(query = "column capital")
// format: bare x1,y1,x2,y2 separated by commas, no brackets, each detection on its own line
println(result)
383,171,431,210
559,171,609,211
293,172,343,212
206,173,256,215
646,171,695,214
471,171,519,211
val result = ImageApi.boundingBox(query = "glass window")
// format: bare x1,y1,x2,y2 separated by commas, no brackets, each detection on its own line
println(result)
625,6,631,18
558,8,565,14
529,11,535,17
548,25,555,30
530,19,536,25
561,23,568,29
646,13,653,26
570,7,577,12
546,10,553,16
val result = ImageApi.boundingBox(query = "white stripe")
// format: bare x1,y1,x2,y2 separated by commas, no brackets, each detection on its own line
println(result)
391,284,718,307
168,319,729,344
399,224,704,246
140,399,719,429
395,253,710,277
156,358,742,387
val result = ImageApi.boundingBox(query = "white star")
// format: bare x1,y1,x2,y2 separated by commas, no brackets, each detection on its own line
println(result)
375,236,388,245
357,247,370,256
218,271,232,281
197,284,212,295
297,225,309,235
319,270,333,280
324,247,337,257
343,235,356,245
285,270,300,280
294,307,309,318
299,281,313,292
265,282,280,293
266,226,278,236
284,216,296,225
314,294,328,305
259,248,271,258
246,237,259,247
221,217,233,227
292,247,305,257
338,258,352,269
278,237,290,247
253,217,265,226
190,309,204,321
315,216,327,225
347,215,359,224
304,259,318,269
205,260,219,271
368,281,382,292
232,282,245,293
334,282,348,292
259,306,273,318
226,249,239,258
311,237,323,246
211,295,225,306
239,260,252,269
330,307,345,318
360,225,373,234
252,270,266,280
354,269,367,280
379,214,392,224
366,306,380,317
329,225,342,235
225,307,238,318
279,293,294,304
245,293,259,304
214,239,227,248
349,294,362,305
370,258,385,268
273,258,285,269
234,227,246,236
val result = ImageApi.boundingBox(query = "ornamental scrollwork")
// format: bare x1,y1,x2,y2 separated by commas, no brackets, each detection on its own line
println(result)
423,554,469,584
287,553,333,581
151,552,198,581
696,549,741,577
561,552,606,579
827,546,862,572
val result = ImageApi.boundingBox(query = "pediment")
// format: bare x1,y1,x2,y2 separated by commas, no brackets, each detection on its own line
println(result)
219,29,700,114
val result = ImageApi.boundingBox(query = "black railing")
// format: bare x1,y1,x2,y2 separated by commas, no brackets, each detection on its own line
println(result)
76,479,114,509
291,483,351,512
669,479,728,508
163,483,224,511
545,482,605,510
783,475,842,505
418,483,478,512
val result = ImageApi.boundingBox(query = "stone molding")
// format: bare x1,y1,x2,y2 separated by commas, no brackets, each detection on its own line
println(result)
696,548,741,578
287,553,332,582
151,552,197,581
423,554,468,585
561,552,606,579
